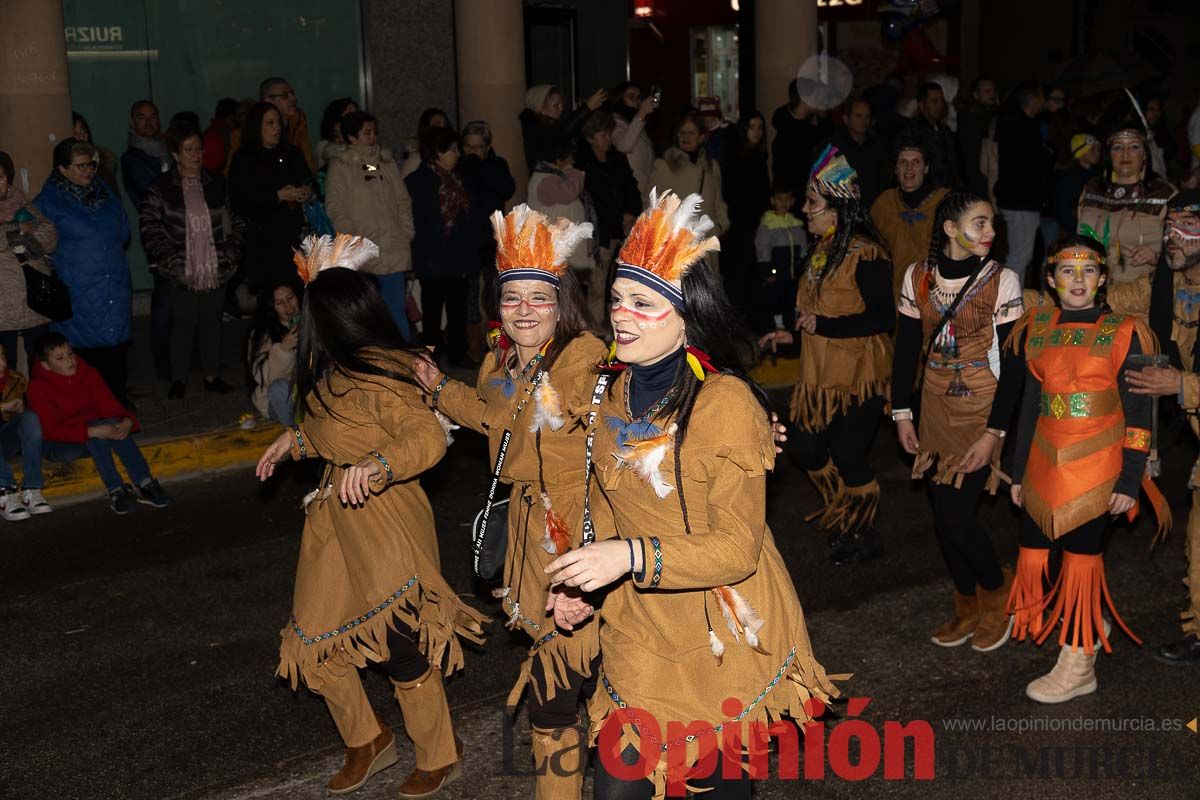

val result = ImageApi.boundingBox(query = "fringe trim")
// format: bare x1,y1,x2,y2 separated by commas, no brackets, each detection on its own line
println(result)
1034,552,1141,655
788,380,890,432
1182,609,1200,639
586,650,847,800
803,461,843,528
277,579,488,693
1007,547,1050,641
912,450,1002,494
818,480,880,534
505,624,599,713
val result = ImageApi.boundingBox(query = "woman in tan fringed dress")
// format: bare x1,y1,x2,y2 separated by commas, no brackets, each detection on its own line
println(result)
760,145,894,564
544,190,842,800
414,205,606,800
257,235,485,799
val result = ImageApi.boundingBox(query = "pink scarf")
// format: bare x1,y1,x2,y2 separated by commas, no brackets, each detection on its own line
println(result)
182,176,220,291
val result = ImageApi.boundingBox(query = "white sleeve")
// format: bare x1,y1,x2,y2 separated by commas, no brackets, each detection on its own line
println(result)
993,268,1025,325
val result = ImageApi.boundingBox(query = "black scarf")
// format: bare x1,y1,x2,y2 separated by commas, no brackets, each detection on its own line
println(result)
628,347,685,418
935,250,982,280
900,182,934,210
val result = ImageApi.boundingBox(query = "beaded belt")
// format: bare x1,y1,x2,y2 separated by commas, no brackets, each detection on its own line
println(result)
926,358,989,371
1039,389,1120,419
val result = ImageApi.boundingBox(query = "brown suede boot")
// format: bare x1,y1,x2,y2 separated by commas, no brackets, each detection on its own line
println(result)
327,712,399,794
396,735,463,799
972,568,1015,652
531,724,586,800
393,668,462,799
931,590,980,647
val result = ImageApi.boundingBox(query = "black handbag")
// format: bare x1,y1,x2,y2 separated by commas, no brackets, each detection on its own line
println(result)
471,429,512,582
5,224,72,322
22,264,73,322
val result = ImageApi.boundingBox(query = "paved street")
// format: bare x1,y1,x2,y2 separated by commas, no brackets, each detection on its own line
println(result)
2,403,1198,800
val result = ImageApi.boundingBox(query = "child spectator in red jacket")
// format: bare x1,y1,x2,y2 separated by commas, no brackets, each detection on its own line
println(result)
28,333,171,515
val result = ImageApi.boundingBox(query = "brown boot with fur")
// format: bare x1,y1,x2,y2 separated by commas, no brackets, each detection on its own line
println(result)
972,568,1015,652
327,711,399,794
931,590,980,647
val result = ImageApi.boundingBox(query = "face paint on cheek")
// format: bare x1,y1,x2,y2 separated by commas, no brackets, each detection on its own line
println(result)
956,229,979,250
616,305,672,330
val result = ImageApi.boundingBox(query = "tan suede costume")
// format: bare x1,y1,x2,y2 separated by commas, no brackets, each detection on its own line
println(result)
1076,177,1175,285
279,352,486,764
587,372,842,799
871,186,949,295
434,333,608,707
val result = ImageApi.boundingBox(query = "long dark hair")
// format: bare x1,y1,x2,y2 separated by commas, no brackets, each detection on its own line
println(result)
244,277,303,391
623,260,771,544
241,102,283,152
730,110,767,158
1043,233,1110,311
928,191,992,264
805,190,889,283
320,98,357,141
296,268,424,419
492,269,591,372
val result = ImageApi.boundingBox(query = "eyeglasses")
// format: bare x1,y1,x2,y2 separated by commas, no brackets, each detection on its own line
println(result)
70,162,98,171
267,89,296,100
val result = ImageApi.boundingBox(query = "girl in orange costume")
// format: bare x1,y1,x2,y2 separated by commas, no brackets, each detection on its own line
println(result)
1007,234,1168,704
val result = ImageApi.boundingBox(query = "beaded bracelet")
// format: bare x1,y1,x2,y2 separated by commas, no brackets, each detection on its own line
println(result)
431,376,449,411
293,427,307,459
369,450,393,483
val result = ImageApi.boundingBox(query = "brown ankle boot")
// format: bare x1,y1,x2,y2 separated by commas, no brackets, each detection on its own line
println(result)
972,568,1015,652
327,712,399,794
931,590,980,647
531,724,586,800
396,735,463,799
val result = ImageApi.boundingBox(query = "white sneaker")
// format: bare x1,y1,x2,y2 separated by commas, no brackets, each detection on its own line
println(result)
0,489,31,522
22,489,52,515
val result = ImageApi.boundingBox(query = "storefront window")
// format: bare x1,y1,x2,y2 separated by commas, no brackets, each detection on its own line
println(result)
690,25,738,121
62,0,363,288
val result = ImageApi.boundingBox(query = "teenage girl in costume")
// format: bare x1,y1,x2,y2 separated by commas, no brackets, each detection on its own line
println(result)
760,145,894,564
544,190,842,800
891,192,1025,653
413,206,606,800
1006,234,1168,703
256,235,486,798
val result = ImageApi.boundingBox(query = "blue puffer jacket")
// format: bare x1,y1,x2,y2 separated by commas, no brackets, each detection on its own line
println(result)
33,176,132,348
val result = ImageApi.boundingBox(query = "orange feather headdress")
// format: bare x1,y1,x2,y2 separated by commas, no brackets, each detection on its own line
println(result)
491,204,592,287
293,233,379,285
615,188,720,309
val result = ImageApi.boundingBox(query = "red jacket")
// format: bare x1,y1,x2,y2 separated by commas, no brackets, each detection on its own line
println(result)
28,358,139,443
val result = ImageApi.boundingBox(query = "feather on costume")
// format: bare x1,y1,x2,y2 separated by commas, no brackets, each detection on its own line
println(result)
293,233,380,285
492,204,592,287
615,188,720,309
613,431,673,498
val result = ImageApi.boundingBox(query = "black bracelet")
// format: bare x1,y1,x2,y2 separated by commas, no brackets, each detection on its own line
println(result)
627,539,635,574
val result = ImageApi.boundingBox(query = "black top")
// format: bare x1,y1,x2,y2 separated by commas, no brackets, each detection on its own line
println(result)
905,116,962,190
899,182,936,210
227,143,312,288
1011,305,1151,499
576,145,642,245
827,128,888,208
628,347,685,419
995,109,1052,211
811,256,896,339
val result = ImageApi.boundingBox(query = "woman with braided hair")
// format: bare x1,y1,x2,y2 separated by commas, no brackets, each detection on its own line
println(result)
759,145,895,564
543,190,841,799
1005,233,1168,703
891,191,1025,653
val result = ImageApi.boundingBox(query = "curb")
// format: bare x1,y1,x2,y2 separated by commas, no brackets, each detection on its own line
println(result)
13,423,284,503
749,355,800,389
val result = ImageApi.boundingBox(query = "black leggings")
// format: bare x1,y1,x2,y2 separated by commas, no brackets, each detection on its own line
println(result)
787,395,885,488
929,468,1004,594
378,621,433,683
594,743,751,800
526,652,600,730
